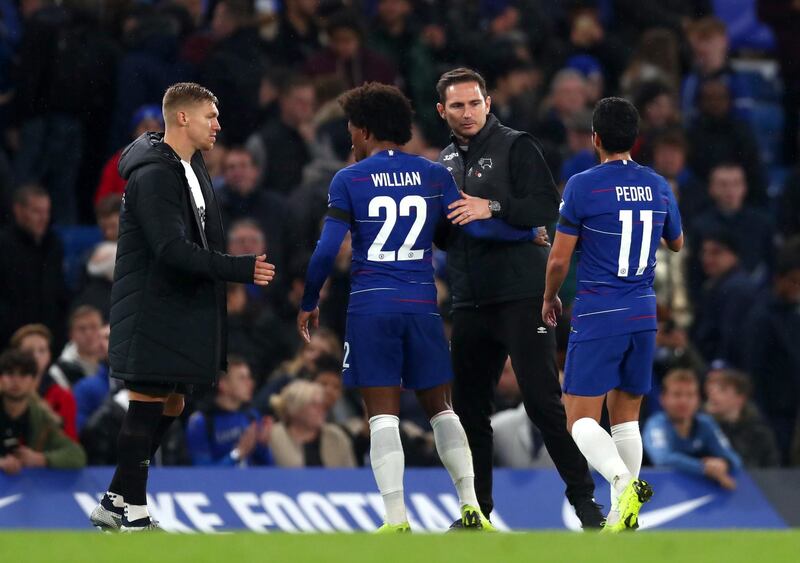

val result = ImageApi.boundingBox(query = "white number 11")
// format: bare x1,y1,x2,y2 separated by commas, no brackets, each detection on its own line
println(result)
617,209,653,277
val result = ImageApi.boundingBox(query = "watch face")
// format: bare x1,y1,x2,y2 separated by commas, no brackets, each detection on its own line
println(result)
489,201,501,212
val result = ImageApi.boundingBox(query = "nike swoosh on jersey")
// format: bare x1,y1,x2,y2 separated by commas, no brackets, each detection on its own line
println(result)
561,494,714,530
0,494,22,510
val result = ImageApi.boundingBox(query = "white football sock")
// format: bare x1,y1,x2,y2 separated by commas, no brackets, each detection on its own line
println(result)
431,410,479,509
124,504,150,522
106,491,124,508
571,417,632,495
369,415,407,525
610,421,642,510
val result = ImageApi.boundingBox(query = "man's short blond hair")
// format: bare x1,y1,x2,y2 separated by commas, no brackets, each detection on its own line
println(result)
162,82,219,120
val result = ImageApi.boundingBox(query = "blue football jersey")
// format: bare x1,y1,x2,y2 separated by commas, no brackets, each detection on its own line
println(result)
556,159,682,341
327,149,464,315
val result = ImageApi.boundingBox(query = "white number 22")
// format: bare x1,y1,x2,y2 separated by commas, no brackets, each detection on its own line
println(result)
367,195,427,262
617,209,653,277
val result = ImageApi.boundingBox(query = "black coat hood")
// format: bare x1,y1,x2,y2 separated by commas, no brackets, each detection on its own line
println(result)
118,132,181,180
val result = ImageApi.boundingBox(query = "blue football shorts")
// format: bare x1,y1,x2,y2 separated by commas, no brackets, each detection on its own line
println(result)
563,330,656,397
342,313,453,390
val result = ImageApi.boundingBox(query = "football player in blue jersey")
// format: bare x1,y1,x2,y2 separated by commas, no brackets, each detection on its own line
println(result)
298,83,543,533
542,97,684,532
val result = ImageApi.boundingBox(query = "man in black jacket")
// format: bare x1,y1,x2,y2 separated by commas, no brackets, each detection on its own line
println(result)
435,68,602,528
90,83,275,533
0,185,69,349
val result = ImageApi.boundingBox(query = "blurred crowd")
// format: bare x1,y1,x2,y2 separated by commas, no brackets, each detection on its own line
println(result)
1,0,800,488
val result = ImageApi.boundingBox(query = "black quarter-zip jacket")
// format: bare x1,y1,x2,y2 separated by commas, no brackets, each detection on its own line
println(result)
437,115,560,309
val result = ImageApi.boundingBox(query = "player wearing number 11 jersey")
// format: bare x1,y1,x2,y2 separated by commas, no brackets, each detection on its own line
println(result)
298,83,540,533
542,97,684,532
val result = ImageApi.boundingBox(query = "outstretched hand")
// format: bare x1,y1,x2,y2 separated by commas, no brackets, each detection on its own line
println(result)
254,254,275,286
297,308,320,344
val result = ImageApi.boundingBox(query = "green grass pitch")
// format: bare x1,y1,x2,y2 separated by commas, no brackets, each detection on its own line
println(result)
2,531,799,563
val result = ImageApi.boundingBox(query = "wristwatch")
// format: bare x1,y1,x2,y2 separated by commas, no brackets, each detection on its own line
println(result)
488,200,502,217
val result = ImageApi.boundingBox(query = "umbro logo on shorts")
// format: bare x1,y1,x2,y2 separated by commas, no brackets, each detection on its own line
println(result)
537,327,548,334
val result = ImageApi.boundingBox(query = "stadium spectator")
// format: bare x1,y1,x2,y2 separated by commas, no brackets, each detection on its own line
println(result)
246,75,316,195
368,0,439,138
689,163,776,294
94,105,164,206
14,0,117,225
308,352,359,428
95,194,122,243
612,0,711,46
681,17,753,123
631,80,680,165
216,147,291,274
68,193,121,316
705,369,781,468
559,109,596,185
269,380,356,467
52,306,104,387
226,282,293,382
491,359,554,468
72,323,112,432
108,5,191,152
686,79,766,205
562,4,627,95
744,239,800,464
0,185,68,349
71,242,116,321
533,68,590,151
9,324,78,441
304,10,397,90
0,349,86,473
199,0,265,145
651,129,709,232
268,0,321,67
645,317,707,419
690,231,758,366
486,59,540,136
619,28,683,95
253,327,342,414
643,369,742,490
186,357,273,466
491,403,554,469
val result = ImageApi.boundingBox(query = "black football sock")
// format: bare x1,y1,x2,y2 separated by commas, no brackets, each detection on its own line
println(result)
108,468,123,497
150,415,177,458
114,400,164,507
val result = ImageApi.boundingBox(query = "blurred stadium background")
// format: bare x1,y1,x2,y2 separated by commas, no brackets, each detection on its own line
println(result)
1,0,800,552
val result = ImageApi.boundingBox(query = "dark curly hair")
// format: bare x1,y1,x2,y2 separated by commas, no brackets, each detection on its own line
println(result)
338,82,413,145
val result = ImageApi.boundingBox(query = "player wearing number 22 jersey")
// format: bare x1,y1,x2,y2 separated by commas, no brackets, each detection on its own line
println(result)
556,158,682,396
301,149,537,390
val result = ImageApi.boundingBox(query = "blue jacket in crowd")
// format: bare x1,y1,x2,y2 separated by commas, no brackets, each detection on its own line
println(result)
643,412,743,475
185,407,273,466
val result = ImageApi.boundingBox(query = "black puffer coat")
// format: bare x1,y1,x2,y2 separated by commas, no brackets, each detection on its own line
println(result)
109,133,255,386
